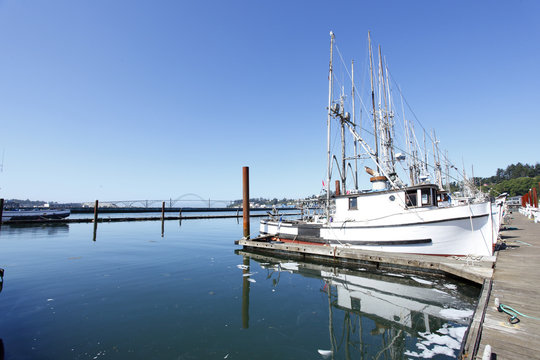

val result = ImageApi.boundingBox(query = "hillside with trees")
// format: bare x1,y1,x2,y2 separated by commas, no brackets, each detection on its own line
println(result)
476,162,540,197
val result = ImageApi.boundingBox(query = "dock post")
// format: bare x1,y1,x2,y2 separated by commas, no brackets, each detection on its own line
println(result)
0,198,4,229
242,166,250,239
335,180,341,196
93,200,99,241
161,201,165,237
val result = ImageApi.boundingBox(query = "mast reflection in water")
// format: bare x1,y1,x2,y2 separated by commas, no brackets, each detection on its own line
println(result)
237,249,479,359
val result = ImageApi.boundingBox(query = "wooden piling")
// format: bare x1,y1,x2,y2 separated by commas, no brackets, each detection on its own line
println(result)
161,201,165,237
335,180,341,196
0,198,4,229
93,200,99,241
242,166,250,239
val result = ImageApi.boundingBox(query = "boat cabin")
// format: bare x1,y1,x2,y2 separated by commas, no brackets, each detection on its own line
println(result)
333,184,441,222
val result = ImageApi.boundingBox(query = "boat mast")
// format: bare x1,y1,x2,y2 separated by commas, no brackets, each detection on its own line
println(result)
352,59,358,190
432,129,443,190
378,45,395,179
401,92,415,186
326,31,335,220
383,55,396,176
445,150,450,191
368,32,379,167
423,130,429,182
340,91,346,194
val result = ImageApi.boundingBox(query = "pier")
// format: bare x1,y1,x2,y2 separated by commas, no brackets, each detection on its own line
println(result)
462,213,540,359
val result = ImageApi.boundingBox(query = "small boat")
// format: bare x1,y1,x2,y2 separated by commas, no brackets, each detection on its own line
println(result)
2,209,70,221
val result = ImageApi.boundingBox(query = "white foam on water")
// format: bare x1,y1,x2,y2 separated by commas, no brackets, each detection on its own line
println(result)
444,283,458,290
438,325,467,341
317,349,332,358
236,264,249,270
404,325,468,358
404,343,455,358
439,308,473,320
385,273,405,277
280,262,299,271
410,276,434,285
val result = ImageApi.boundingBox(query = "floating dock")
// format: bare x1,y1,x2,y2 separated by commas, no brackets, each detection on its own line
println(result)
236,237,495,285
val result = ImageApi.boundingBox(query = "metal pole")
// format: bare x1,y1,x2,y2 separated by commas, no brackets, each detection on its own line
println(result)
368,32,379,166
326,31,335,221
340,94,346,194
242,166,250,239
352,59,358,190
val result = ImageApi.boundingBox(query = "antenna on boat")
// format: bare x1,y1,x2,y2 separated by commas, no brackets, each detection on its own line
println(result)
326,31,335,221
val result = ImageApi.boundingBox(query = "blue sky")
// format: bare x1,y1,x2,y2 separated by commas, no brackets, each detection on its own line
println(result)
0,0,538,203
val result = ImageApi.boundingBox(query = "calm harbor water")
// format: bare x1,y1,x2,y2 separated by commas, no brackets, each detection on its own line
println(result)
0,217,479,359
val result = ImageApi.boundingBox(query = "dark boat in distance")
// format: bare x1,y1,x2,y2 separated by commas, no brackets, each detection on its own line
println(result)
2,209,70,221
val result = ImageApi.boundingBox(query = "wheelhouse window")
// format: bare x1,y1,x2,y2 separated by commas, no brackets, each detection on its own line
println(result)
405,191,417,207
349,197,358,210
421,188,434,206
406,187,437,207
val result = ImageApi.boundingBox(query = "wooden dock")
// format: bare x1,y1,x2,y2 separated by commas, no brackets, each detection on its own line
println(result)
236,237,495,285
462,213,540,359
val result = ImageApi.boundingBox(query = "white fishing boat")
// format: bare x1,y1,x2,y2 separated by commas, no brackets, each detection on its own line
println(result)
1,209,70,221
259,32,497,257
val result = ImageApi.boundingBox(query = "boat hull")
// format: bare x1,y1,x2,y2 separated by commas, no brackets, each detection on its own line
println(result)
260,202,495,257
2,210,71,221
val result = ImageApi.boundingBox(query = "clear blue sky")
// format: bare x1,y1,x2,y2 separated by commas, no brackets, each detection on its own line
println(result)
0,0,538,203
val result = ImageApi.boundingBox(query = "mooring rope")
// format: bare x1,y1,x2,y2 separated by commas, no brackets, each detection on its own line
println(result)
497,300,540,324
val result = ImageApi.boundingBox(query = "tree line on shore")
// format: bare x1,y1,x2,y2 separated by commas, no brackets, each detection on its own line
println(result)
474,162,540,197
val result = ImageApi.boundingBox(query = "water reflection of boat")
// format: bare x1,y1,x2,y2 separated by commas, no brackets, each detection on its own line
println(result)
237,249,478,359
0,223,69,236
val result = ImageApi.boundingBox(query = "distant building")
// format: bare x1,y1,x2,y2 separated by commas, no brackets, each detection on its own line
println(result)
507,196,521,209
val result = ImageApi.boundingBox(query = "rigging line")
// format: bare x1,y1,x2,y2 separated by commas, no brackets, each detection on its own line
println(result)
334,44,373,122
351,117,467,184
386,68,440,146
332,48,470,185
